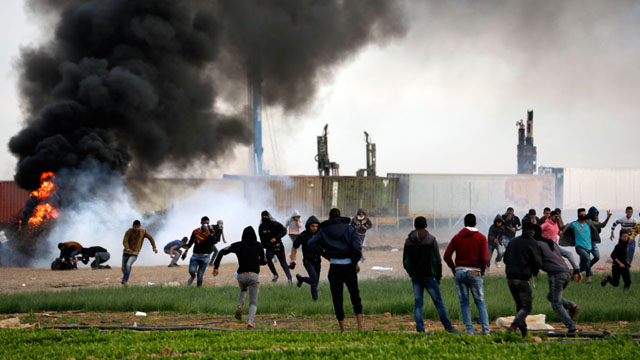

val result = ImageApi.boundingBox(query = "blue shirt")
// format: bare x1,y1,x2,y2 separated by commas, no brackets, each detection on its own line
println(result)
571,222,592,250
164,240,184,252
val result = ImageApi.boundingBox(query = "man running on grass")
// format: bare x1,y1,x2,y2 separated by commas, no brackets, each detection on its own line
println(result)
121,220,157,286
309,208,363,332
213,226,266,330
184,216,216,287
290,215,323,301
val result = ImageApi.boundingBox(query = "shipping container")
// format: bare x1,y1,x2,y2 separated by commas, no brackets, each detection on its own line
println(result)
224,175,324,219
562,168,640,212
388,173,555,218
0,181,29,224
321,176,398,218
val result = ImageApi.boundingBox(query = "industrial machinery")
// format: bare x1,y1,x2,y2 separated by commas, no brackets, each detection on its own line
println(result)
315,124,340,176
357,131,376,177
517,110,537,174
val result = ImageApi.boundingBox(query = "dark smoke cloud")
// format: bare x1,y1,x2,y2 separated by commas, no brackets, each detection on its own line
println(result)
10,0,406,191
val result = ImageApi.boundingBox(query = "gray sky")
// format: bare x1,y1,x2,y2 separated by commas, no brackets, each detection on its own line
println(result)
2,0,640,181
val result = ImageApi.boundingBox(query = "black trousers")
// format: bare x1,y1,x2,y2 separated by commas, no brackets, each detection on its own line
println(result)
328,263,363,321
266,248,292,280
507,278,533,330
606,266,631,289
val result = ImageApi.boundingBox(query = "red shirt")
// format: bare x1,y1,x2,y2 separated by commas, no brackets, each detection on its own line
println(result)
444,228,488,273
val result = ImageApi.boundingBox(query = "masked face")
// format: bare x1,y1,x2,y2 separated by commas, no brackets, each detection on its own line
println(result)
357,214,364,220
578,213,587,221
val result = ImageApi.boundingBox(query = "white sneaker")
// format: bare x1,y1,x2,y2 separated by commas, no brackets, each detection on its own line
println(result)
496,263,501,268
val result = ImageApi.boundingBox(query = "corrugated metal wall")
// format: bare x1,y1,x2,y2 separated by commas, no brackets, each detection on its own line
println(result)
321,177,398,217
0,181,29,223
563,168,640,211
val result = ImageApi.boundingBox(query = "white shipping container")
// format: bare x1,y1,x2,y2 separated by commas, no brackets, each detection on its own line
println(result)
563,168,640,211
404,174,555,216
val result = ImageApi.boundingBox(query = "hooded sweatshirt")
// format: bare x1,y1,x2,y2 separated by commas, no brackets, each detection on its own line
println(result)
308,217,362,263
214,226,266,274
292,216,322,262
536,236,573,275
286,210,303,235
351,208,372,235
258,217,287,250
443,228,488,274
487,215,505,245
504,230,543,280
403,228,442,280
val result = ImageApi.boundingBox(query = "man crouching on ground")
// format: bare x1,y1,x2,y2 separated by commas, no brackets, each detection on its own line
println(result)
309,208,363,331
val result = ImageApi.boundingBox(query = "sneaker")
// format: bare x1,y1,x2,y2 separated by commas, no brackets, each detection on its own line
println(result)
569,305,580,321
235,306,243,320
288,278,293,284
445,328,458,334
568,328,578,334
295,274,303,288
586,277,592,284
187,276,194,286
601,278,607,287
496,263,501,268
104,265,111,269
271,275,279,283
121,281,127,286
247,322,255,330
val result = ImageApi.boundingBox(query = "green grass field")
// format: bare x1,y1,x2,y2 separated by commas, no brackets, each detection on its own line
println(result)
0,328,638,359
1,272,639,322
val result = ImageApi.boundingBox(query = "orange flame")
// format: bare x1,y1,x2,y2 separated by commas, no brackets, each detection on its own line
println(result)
27,172,59,226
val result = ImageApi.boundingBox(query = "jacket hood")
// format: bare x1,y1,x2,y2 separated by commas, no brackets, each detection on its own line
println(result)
356,208,366,216
493,214,504,225
319,217,351,237
586,206,599,220
291,209,301,218
409,228,430,243
544,217,556,226
305,215,320,230
457,227,478,238
241,226,257,242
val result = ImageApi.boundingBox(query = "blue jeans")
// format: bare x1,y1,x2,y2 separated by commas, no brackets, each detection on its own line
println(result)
575,246,592,277
502,236,513,249
412,277,453,332
189,253,211,287
488,242,503,267
454,269,490,335
590,243,600,267
121,254,138,282
92,252,110,269
628,240,636,264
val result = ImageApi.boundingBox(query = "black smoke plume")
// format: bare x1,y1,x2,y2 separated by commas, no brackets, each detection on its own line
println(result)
10,0,406,192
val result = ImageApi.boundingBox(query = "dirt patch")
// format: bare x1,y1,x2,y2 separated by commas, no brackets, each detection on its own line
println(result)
5,311,639,335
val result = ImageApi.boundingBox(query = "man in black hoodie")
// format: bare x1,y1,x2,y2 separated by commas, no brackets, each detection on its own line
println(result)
309,208,363,331
213,226,266,330
258,210,292,283
487,215,505,269
403,216,455,333
503,221,543,337
290,215,323,301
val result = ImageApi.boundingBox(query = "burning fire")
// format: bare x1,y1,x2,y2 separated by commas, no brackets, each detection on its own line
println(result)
27,172,59,226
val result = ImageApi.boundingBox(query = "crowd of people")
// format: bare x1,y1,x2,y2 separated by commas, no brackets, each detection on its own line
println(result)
51,204,635,333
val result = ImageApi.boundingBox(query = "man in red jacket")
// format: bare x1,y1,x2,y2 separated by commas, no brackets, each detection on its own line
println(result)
444,213,490,335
